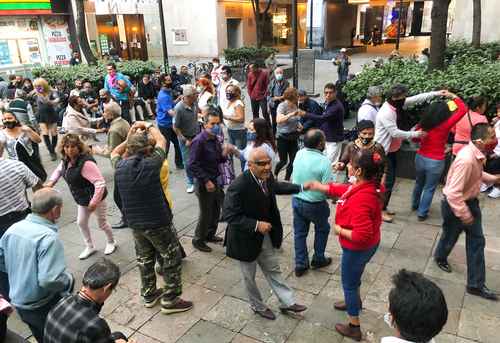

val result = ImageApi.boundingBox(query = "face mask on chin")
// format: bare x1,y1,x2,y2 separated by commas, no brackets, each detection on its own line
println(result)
360,137,373,145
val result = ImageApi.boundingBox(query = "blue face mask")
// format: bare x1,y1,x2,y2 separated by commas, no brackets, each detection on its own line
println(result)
209,124,221,136
247,131,257,142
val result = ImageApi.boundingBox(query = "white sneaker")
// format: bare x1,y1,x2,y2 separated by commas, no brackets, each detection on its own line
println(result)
186,185,195,193
488,187,500,199
79,247,96,260
104,241,117,255
480,183,492,193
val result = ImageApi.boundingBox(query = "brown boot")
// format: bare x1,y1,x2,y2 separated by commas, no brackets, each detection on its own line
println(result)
335,323,362,341
333,299,363,311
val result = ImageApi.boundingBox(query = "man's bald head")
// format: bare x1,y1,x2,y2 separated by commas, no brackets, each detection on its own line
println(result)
248,147,273,181
303,129,325,151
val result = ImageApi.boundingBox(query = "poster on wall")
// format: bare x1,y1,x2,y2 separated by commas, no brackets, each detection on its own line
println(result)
0,40,11,65
42,16,72,66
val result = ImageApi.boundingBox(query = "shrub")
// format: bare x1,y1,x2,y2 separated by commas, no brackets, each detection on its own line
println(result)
32,60,158,87
223,46,278,66
344,42,500,115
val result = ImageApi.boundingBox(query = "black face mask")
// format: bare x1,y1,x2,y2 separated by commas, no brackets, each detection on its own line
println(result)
361,137,373,145
389,98,405,109
3,121,17,129
226,92,236,101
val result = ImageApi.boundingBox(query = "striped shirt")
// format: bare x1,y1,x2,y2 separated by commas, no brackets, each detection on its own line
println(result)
0,158,39,216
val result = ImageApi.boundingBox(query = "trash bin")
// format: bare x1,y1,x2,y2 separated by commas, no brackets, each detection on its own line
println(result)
396,141,417,180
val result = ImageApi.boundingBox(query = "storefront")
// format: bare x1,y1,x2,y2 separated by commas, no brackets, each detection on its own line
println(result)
0,0,73,68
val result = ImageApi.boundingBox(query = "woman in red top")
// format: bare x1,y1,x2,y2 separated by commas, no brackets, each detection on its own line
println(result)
308,149,384,341
412,92,467,221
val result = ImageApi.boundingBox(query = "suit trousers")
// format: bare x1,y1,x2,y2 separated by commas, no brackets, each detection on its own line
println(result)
239,234,295,311
193,182,224,244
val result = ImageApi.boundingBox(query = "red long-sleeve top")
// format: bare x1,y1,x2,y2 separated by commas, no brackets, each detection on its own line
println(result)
246,70,269,101
328,182,382,251
416,98,468,160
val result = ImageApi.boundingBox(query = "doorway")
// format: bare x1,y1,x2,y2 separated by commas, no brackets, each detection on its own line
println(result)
227,19,242,49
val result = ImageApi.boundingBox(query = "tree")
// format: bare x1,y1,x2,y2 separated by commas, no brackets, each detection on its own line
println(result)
472,0,481,48
251,0,273,48
429,0,452,71
74,0,97,65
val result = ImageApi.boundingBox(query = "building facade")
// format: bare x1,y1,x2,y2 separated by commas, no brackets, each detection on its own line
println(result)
450,0,499,43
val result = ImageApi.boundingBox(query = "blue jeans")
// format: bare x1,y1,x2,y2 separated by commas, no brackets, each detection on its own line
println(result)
435,198,485,288
228,128,247,172
412,153,445,217
292,198,331,269
341,244,378,316
179,139,194,187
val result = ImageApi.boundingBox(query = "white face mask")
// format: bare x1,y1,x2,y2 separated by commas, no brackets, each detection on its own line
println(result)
384,312,396,329
348,175,357,184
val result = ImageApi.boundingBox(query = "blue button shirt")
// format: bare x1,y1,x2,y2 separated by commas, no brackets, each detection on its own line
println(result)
0,214,72,309
292,148,334,202
156,88,174,128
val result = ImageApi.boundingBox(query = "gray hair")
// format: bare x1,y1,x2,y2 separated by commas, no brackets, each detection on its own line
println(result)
82,258,121,289
367,86,383,98
14,89,26,99
99,88,109,96
104,101,121,118
182,84,196,96
126,132,150,155
31,188,63,214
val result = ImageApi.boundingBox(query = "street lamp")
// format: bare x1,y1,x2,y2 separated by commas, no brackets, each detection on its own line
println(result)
157,0,169,71
292,0,298,88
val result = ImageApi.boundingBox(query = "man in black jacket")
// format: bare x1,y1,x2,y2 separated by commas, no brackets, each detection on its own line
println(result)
222,147,307,320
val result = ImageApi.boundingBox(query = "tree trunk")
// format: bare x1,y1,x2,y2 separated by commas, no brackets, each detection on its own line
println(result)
429,0,451,71
252,0,272,48
255,14,263,48
472,0,481,48
75,0,97,65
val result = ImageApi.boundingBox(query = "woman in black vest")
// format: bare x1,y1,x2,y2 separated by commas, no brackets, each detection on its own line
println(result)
45,134,116,260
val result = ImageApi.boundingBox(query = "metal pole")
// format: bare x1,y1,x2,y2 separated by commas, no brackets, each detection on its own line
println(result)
309,0,313,49
395,0,404,51
158,0,169,71
292,0,298,88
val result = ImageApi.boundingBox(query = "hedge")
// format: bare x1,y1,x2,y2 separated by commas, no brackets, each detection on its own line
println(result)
32,60,158,87
344,41,500,115
223,46,278,67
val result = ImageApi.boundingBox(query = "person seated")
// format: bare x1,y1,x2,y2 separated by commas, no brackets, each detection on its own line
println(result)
382,269,448,343
44,259,136,343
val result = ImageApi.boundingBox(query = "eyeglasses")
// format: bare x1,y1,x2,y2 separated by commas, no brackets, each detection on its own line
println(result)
251,160,272,166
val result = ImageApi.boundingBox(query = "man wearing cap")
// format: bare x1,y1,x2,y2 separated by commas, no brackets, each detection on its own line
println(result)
333,48,351,84
357,86,383,124
174,85,200,194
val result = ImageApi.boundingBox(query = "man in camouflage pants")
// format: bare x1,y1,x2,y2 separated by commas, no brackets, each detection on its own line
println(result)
112,121,193,314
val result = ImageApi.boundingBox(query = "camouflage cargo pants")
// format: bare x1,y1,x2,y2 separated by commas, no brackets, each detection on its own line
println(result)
132,224,183,303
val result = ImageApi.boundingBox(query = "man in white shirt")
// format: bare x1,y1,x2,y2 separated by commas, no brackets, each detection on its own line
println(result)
382,269,447,343
357,86,383,124
374,84,444,222
217,66,240,110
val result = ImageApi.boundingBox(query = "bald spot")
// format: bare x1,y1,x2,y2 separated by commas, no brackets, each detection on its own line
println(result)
248,147,270,162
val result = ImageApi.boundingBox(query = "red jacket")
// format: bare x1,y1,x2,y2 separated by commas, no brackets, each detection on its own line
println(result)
328,182,382,251
247,70,269,101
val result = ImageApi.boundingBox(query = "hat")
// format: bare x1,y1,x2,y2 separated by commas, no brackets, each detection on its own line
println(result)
182,84,196,96
298,89,307,96
367,86,383,98
340,48,347,53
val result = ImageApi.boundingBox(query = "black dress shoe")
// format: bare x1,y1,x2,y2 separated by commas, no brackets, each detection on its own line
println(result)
435,259,452,273
253,308,276,320
294,267,308,277
192,241,212,253
467,286,498,301
311,257,332,270
112,219,128,229
280,304,307,314
207,235,223,243
417,215,428,222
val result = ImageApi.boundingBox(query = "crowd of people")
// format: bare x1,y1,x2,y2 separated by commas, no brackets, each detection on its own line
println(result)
0,52,499,343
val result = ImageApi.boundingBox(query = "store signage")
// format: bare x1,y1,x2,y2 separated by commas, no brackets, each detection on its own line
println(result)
42,16,71,66
0,0,52,15
95,0,158,15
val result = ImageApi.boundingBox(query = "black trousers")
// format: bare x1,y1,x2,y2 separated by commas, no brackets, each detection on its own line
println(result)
16,295,61,343
119,101,131,124
159,126,183,168
250,98,268,121
485,156,500,174
275,136,299,181
0,209,29,238
193,182,224,244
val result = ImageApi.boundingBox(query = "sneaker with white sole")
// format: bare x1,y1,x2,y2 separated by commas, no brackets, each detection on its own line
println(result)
79,247,96,260
488,187,500,199
104,242,117,255
186,185,195,193
143,289,165,308
481,183,492,193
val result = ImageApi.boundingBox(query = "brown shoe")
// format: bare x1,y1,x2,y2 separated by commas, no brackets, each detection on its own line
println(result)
334,299,363,311
160,297,193,314
335,323,362,341
253,308,276,320
280,304,307,314
382,212,394,223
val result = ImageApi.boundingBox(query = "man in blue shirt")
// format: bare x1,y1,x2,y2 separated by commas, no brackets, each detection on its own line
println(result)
104,62,133,123
0,188,74,343
156,74,183,169
292,129,333,277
